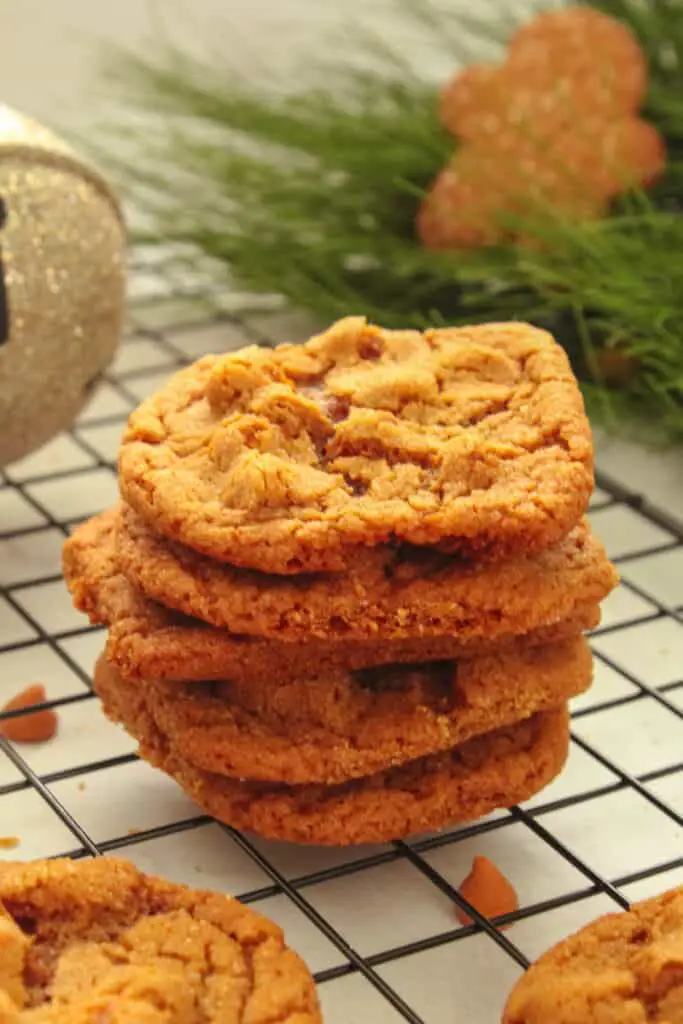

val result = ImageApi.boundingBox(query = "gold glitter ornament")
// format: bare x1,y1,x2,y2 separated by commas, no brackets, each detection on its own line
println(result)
0,105,126,467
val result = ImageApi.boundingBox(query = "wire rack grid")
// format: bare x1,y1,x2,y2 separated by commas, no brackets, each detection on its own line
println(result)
0,258,682,1023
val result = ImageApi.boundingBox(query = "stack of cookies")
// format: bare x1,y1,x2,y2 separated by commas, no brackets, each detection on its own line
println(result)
64,317,618,846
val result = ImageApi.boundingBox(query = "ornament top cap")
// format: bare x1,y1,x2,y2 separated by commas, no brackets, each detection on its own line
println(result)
0,104,123,223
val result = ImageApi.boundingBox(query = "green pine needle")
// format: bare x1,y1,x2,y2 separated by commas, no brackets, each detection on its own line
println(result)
97,0,683,443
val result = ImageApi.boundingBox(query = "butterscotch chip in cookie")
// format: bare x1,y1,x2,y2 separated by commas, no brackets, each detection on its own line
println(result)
95,663,570,845
94,631,590,784
0,857,320,1022
0,907,29,1008
118,319,593,573
64,508,603,685
116,503,616,642
503,885,683,1023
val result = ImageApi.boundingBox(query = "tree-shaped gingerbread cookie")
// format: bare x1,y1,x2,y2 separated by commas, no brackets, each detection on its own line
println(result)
418,6,666,249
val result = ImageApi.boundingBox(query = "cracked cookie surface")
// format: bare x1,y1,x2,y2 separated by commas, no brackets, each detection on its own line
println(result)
503,886,683,1023
0,857,320,1023
94,630,590,784
116,504,616,642
64,509,600,683
95,664,570,845
118,318,593,574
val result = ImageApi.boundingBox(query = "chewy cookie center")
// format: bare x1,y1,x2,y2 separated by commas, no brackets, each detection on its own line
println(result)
203,320,548,515
1,907,250,1023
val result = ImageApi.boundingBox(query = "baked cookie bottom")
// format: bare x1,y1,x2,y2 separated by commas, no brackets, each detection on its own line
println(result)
0,857,320,1023
503,886,683,1023
64,508,601,685
95,662,570,846
94,633,589,784
116,504,617,643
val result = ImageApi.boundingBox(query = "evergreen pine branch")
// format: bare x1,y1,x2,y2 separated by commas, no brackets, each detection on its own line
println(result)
97,0,683,442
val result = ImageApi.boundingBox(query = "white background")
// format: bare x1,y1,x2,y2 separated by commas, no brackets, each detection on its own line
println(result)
0,0,457,129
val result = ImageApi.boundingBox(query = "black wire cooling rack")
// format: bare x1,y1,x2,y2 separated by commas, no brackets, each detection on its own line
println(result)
0,256,682,1022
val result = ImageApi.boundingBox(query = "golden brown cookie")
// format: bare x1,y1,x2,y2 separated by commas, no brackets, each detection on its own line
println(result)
95,664,570,845
0,857,320,1022
116,503,616,642
118,318,593,574
64,509,601,684
94,631,590,783
502,885,683,1023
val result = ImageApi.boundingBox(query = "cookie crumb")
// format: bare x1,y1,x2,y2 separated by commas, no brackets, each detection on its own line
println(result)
77,780,87,792
456,855,519,928
0,837,19,850
0,685,59,744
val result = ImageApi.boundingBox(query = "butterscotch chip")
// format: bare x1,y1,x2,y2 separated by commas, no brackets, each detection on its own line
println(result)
118,319,593,573
64,509,605,683
95,662,570,845
503,886,683,1023
115,503,616,642
0,857,320,1022
94,631,590,784
0,686,58,744
456,855,519,928
0,906,29,1008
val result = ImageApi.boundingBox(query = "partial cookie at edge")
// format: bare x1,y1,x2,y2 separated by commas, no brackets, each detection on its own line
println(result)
0,857,320,1022
503,886,683,1023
